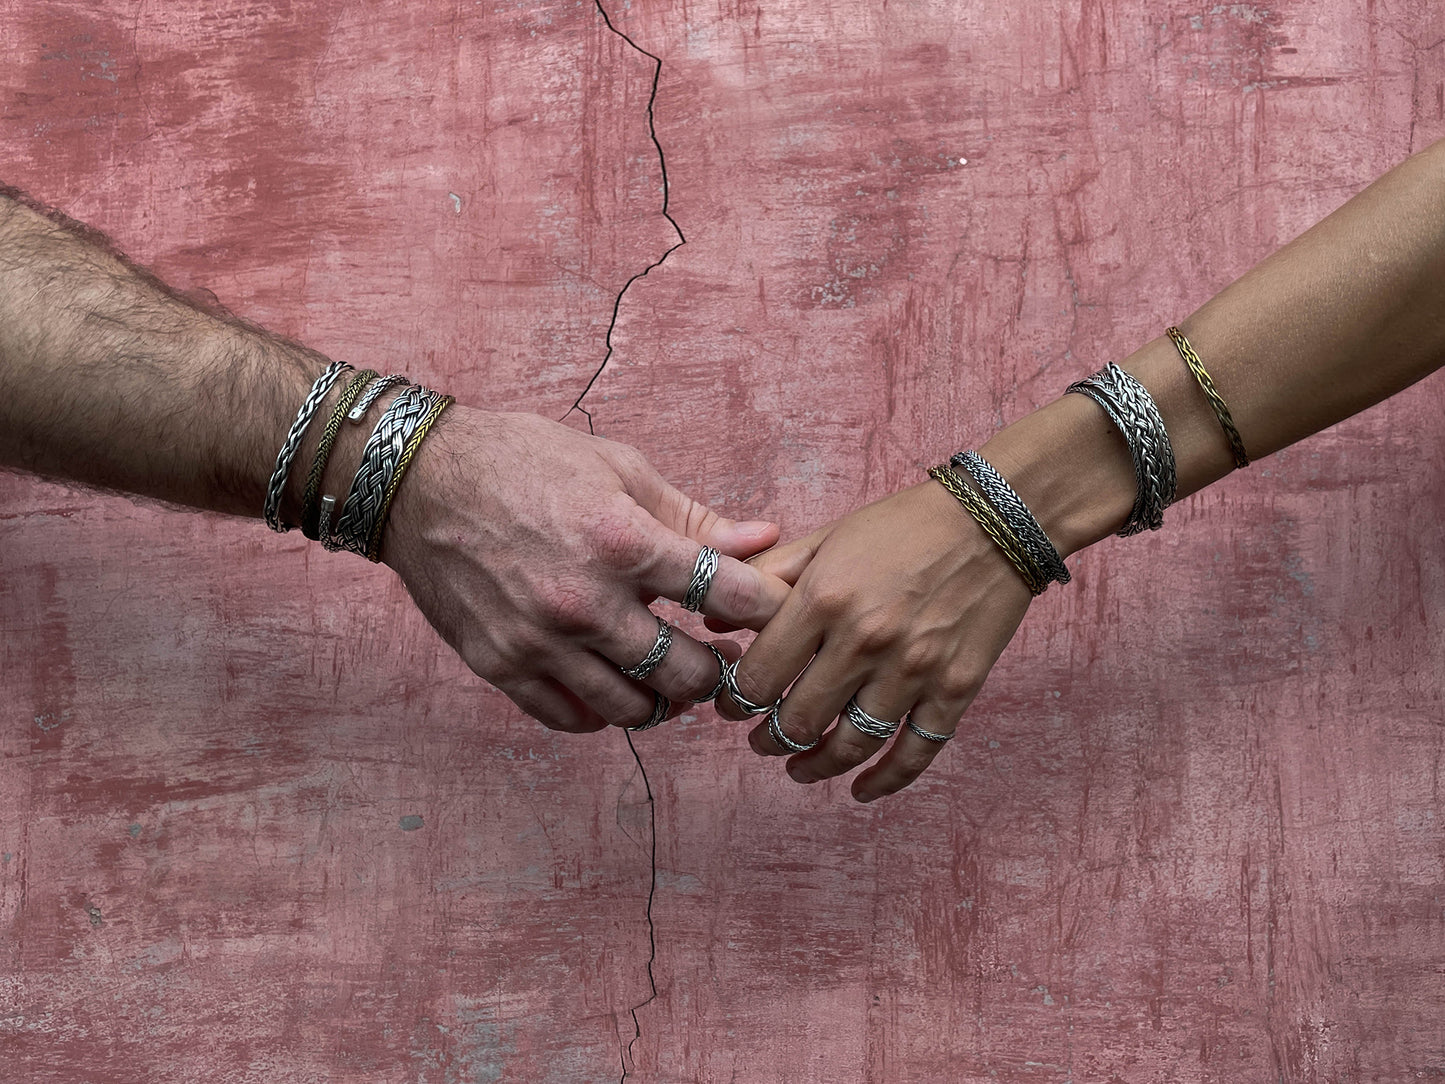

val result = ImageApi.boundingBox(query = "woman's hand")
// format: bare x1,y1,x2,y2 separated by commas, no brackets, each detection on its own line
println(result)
715,479,1034,802
382,408,790,733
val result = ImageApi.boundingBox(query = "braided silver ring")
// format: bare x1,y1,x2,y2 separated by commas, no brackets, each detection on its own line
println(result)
620,616,673,681
767,703,819,753
843,696,901,740
627,692,672,732
905,718,953,743
693,643,729,703
682,546,721,612
722,661,773,716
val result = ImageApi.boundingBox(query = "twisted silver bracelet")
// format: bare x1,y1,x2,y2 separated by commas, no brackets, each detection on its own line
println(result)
263,360,351,532
329,386,442,555
951,451,1070,586
1065,363,1176,535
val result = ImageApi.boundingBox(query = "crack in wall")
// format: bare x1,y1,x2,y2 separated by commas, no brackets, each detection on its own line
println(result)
567,0,687,437
577,3,680,1080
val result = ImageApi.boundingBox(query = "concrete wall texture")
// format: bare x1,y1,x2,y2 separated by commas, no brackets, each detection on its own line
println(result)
2,1,1443,1081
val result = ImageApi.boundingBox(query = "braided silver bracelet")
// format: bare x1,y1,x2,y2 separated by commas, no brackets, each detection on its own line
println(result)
1065,363,1177,535
327,386,443,555
263,360,351,532
951,451,1070,586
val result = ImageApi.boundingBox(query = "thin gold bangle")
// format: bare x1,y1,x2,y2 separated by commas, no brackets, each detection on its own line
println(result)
365,394,454,562
928,465,1047,596
1165,326,1250,470
300,369,379,540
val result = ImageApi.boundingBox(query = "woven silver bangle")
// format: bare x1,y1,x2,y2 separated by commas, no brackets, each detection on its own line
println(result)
331,386,441,555
951,451,1070,586
1065,363,1177,535
263,360,351,532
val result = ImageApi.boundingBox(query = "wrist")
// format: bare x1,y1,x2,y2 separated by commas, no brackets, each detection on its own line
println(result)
976,392,1136,558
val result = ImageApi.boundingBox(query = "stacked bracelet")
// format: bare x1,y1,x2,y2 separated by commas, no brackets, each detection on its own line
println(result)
1165,326,1250,470
266,363,452,562
1065,363,1177,535
927,464,1048,595
951,451,1070,587
328,385,451,559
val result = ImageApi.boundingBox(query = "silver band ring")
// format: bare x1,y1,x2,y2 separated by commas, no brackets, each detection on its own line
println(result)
620,616,673,681
682,546,721,612
843,696,901,740
905,718,953,743
767,703,818,753
722,661,773,716
694,643,729,703
628,692,671,732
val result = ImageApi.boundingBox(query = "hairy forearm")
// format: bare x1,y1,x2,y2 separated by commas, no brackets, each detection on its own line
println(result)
984,139,1445,554
0,188,328,518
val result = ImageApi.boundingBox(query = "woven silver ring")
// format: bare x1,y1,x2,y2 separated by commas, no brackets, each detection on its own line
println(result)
767,703,819,753
722,661,773,716
620,616,673,681
693,643,729,703
905,718,953,743
843,696,901,740
682,546,721,612
627,692,671,732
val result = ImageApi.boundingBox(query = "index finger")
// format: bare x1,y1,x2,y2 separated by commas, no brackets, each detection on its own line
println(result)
635,512,791,631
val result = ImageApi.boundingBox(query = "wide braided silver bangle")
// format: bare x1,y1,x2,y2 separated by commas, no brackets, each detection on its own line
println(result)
328,386,443,555
263,360,351,532
951,451,1070,586
1065,363,1177,535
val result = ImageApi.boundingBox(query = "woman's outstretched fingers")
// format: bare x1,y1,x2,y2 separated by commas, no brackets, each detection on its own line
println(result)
850,701,964,801
782,684,917,783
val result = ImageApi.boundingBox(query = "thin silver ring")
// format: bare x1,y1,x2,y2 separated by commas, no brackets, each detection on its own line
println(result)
682,546,721,612
627,692,671,732
620,616,673,681
767,703,819,753
844,696,901,740
905,719,953,743
722,661,773,716
693,643,729,703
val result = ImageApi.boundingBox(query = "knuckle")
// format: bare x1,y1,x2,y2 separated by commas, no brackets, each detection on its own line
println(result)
849,610,898,655
936,665,985,704
803,580,851,620
538,577,600,634
897,637,943,680
582,502,652,573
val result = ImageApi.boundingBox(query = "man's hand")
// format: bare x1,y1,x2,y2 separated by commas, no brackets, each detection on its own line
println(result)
381,408,790,731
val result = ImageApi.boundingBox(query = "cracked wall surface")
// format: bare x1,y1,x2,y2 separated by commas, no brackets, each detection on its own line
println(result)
3,1,1445,1081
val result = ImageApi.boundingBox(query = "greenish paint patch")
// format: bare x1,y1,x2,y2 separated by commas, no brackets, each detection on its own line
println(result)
399,814,425,831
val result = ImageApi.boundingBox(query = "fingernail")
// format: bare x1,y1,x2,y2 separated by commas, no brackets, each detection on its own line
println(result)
736,520,774,533
855,792,877,804
787,765,814,784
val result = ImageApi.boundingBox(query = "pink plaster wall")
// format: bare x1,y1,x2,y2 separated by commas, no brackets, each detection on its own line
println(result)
2,1,1444,1081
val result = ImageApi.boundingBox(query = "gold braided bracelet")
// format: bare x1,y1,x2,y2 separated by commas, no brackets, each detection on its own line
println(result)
365,393,455,562
927,465,1047,595
1164,326,1250,470
300,369,379,540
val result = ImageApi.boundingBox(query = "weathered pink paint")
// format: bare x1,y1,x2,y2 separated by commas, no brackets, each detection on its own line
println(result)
2,1,1443,1080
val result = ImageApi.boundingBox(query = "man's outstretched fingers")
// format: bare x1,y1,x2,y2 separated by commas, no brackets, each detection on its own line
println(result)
548,651,659,730
597,606,735,705
850,702,962,801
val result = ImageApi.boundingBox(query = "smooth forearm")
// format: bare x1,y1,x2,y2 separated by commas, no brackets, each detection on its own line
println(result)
984,139,1445,555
